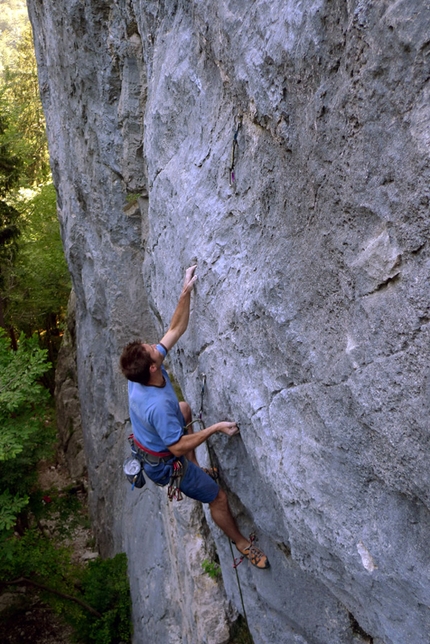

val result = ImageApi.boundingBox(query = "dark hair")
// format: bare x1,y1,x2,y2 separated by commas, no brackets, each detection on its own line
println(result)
119,340,154,385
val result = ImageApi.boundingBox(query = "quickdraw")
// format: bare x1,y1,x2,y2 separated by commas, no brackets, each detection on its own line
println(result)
199,373,206,425
229,115,243,185
167,459,185,502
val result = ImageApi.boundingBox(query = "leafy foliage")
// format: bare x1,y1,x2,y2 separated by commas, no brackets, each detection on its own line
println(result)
0,22,50,186
0,324,131,644
0,199,20,278
3,183,70,339
0,17,70,378
0,331,51,462
0,10,131,644
202,557,222,579
0,113,22,196
65,554,132,644
0,112,22,282
0,491,28,531
0,0,28,61
0,330,52,537
0,525,72,583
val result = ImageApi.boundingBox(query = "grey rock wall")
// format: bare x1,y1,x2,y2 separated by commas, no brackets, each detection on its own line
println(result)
55,290,86,479
27,1,430,643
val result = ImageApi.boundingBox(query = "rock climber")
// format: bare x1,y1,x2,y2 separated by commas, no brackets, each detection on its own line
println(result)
120,265,269,569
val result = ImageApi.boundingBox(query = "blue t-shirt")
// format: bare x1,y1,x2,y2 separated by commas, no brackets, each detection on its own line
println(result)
128,344,184,453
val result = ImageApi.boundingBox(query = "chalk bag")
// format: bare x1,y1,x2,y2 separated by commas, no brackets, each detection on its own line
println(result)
123,456,146,489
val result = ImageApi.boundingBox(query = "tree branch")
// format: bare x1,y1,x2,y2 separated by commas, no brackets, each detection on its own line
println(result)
0,577,102,618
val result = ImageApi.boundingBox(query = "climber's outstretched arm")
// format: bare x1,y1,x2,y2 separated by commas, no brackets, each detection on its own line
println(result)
168,422,240,457
160,265,197,352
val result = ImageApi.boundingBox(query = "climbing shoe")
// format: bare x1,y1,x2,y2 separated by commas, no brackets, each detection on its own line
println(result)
234,535,270,570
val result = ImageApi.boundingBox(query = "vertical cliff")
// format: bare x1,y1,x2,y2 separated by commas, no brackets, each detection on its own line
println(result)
27,1,430,643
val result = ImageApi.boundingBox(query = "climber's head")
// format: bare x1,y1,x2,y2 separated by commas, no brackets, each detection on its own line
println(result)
120,340,156,385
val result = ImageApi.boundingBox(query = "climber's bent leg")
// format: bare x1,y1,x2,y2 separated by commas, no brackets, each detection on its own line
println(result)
179,401,199,466
209,488,249,551
179,470,270,569
209,490,270,569
179,401,192,425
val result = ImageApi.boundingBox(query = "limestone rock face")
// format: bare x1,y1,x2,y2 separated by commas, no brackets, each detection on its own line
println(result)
28,1,430,643
55,290,86,479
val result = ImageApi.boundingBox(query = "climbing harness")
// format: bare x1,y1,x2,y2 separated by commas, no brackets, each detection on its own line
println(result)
229,115,243,185
125,434,188,502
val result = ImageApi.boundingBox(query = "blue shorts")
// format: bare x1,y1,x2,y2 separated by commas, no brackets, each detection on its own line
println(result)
143,457,219,504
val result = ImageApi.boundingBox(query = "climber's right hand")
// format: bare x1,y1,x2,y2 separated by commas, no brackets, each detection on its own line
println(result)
216,421,240,436
182,264,197,293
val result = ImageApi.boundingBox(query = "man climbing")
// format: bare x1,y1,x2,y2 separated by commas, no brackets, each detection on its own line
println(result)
120,265,269,569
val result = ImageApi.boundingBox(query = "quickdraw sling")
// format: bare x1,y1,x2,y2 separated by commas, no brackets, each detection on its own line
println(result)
167,459,185,502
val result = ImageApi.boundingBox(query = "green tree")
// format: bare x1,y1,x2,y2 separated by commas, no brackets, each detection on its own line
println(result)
0,17,52,334
3,183,71,369
0,0,29,56
63,554,133,644
0,331,52,528
0,331,132,643
0,111,22,329
0,12,131,644
0,22,50,186
0,113,22,194
0,18,70,369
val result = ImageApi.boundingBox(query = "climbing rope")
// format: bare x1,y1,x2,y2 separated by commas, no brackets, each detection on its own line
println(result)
229,115,243,185
228,539,250,630
198,373,250,629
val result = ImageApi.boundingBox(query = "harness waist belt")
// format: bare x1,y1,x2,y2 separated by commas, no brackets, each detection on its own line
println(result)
133,436,172,459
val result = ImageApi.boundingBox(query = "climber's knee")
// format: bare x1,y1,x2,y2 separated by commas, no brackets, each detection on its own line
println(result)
210,487,227,509
179,401,192,426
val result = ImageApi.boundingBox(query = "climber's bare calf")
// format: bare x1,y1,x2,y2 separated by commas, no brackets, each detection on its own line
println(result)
209,488,247,547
